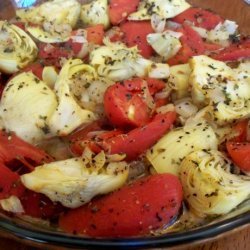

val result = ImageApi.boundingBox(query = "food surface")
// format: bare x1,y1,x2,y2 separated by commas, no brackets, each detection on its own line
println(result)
0,0,249,238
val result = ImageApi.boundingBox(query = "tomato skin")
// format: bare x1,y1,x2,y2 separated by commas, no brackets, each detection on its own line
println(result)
102,111,176,161
212,38,250,61
120,21,154,58
172,7,223,30
59,173,183,237
109,0,140,25
23,63,44,80
230,120,249,142
104,82,151,129
226,142,250,172
86,24,104,45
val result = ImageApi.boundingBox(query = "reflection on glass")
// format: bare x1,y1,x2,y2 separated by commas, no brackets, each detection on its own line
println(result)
13,0,37,8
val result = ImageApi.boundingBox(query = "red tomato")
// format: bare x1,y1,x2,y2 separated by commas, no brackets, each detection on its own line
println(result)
231,120,249,142
145,78,166,95
212,38,250,61
172,7,223,30
59,173,183,237
102,111,176,161
120,21,154,58
227,142,250,172
0,130,53,173
23,63,44,80
0,163,25,199
203,42,223,53
13,22,26,30
167,25,205,65
104,81,153,128
86,24,104,45
20,190,63,219
109,0,140,25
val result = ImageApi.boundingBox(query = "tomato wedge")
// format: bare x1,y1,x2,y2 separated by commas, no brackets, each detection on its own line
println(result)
59,173,183,237
23,62,44,80
109,0,140,25
120,21,154,58
86,24,104,45
212,37,250,61
102,111,176,161
227,142,250,172
172,7,223,30
104,81,152,128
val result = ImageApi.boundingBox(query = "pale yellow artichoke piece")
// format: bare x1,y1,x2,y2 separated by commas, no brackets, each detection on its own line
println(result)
17,0,81,43
81,0,110,29
0,72,57,144
21,152,129,208
48,59,96,136
180,150,250,216
0,21,37,74
146,121,218,175
128,0,190,20
168,63,191,100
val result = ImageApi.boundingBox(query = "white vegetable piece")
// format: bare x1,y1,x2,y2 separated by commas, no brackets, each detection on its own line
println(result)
90,39,170,81
0,196,24,214
146,120,218,175
190,55,250,125
180,150,250,216
147,30,182,60
81,0,110,29
128,0,190,20
48,59,96,136
16,0,81,43
0,72,58,144
21,151,129,208
0,21,37,74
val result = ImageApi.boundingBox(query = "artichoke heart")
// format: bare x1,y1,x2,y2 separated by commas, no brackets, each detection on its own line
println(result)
89,38,170,81
180,150,250,216
48,59,96,136
16,0,81,43
128,0,190,20
146,121,218,175
81,0,110,29
147,30,182,60
0,72,57,144
21,151,129,208
189,56,250,125
0,21,37,74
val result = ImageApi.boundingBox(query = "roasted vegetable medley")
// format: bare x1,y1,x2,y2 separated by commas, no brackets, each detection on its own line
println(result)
0,0,249,237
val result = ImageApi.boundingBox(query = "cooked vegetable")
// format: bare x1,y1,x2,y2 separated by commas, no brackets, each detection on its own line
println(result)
147,30,182,60
190,55,250,125
21,150,129,208
89,38,169,81
42,66,58,88
81,0,110,29
0,21,37,74
0,196,24,214
146,121,218,175
227,142,250,173
59,173,183,237
120,21,154,58
16,0,81,43
180,150,250,216
109,0,140,25
128,0,190,20
172,7,223,30
168,63,191,100
48,59,96,136
0,72,57,143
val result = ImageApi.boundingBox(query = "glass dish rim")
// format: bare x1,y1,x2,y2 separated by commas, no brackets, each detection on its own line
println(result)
0,210,249,249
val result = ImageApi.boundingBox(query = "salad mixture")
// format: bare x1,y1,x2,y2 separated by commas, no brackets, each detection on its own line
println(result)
0,0,250,237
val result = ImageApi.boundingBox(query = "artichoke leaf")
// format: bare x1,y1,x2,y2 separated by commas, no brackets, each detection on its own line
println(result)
21,151,129,208
128,0,190,20
0,72,57,144
0,21,38,74
48,59,96,136
81,0,110,29
180,150,250,216
146,120,218,175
